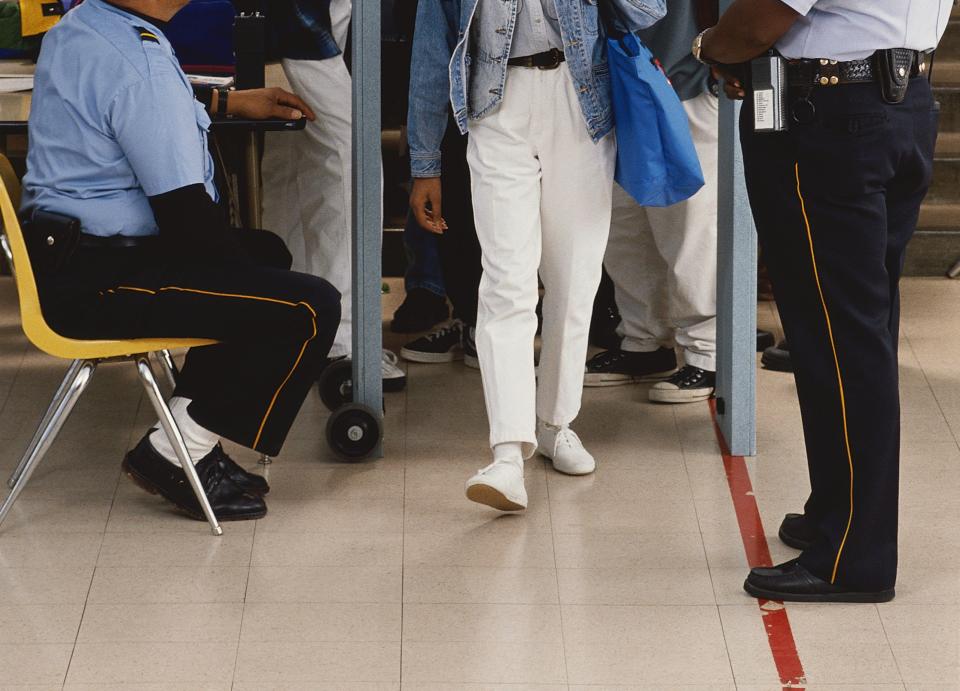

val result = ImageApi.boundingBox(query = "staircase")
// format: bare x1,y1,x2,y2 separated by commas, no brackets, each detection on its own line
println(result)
907,3,960,276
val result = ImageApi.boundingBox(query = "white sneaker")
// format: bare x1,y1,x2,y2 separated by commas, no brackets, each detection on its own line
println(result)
465,458,527,511
381,349,407,393
536,421,596,476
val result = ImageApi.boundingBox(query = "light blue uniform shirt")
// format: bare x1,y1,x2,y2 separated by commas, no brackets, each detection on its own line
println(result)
776,0,953,62
510,0,564,58
21,0,218,237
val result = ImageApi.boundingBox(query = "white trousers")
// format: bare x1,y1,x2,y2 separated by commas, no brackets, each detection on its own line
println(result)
262,0,353,357
467,64,616,456
605,92,719,371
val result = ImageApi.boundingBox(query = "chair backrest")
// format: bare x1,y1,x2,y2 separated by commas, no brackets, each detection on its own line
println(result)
0,153,50,352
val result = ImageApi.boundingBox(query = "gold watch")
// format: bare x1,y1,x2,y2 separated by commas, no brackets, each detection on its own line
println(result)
692,29,716,66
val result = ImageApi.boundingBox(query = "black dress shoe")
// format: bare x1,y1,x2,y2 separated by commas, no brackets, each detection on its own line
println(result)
756,329,776,352
761,340,793,372
122,436,266,521
206,444,269,496
744,559,895,603
779,512,817,550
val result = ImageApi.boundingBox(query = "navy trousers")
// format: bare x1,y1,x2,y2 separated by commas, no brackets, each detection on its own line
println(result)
741,77,939,591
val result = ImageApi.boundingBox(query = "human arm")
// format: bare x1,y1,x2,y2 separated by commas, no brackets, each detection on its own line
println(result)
699,0,803,65
194,85,316,121
406,0,459,231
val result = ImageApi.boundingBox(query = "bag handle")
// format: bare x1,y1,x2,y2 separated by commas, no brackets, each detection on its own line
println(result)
597,0,632,40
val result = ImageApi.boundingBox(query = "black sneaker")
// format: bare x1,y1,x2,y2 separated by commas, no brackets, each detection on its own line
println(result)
583,347,677,387
122,435,266,521
390,288,449,334
463,325,479,370
649,365,716,404
757,329,776,352
762,340,792,372
401,321,464,363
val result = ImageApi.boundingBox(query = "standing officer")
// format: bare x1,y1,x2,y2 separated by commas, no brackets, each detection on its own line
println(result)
21,0,340,522
698,0,950,602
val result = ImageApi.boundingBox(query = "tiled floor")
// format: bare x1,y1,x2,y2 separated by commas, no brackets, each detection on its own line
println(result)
0,276,956,689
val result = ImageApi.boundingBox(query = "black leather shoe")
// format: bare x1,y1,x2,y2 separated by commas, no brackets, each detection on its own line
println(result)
761,340,793,372
122,436,266,521
206,444,269,496
744,559,895,603
779,512,818,550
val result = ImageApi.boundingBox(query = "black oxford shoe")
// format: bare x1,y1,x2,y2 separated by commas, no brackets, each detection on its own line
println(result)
779,512,818,551
744,559,895,603
206,444,270,496
122,435,266,522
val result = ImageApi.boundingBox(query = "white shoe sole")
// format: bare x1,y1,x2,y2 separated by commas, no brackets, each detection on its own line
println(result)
583,369,676,388
464,354,480,370
649,387,715,404
465,482,526,511
400,346,463,364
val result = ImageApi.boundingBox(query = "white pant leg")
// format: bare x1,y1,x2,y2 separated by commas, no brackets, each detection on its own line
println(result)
537,64,617,426
262,55,354,358
606,185,673,353
467,68,544,457
605,92,719,370
328,0,352,48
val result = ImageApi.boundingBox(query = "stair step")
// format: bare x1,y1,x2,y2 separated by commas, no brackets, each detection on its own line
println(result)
905,229,960,276
937,131,960,156
934,87,960,132
934,60,960,87
919,203,960,229
929,157,960,203
939,21,960,61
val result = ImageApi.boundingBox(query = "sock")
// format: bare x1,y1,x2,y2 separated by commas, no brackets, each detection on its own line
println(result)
148,397,219,467
493,442,524,464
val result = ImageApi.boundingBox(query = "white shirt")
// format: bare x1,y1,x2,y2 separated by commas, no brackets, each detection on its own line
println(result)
509,0,563,58
776,0,952,61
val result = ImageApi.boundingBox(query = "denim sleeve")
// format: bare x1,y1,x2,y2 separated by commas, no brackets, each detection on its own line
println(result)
407,0,458,178
608,0,667,32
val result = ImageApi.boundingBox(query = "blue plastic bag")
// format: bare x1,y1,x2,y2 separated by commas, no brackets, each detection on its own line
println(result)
607,31,705,208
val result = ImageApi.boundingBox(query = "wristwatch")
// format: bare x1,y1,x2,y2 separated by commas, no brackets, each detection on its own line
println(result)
215,86,231,118
692,28,716,66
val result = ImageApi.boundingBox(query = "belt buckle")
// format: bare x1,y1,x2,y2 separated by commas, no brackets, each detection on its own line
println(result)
538,49,562,70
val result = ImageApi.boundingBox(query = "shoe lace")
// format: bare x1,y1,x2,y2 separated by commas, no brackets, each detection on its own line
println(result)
554,427,582,451
423,320,463,344
590,349,627,368
668,365,705,387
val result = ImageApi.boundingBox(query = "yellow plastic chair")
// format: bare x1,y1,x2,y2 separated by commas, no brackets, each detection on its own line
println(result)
0,155,223,535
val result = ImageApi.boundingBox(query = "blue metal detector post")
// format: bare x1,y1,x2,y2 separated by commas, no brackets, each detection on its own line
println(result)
714,5,757,457
351,0,383,457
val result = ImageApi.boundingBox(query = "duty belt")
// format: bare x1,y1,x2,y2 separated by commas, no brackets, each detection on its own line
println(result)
787,48,931,88
507,48,565,70
77,233,157,249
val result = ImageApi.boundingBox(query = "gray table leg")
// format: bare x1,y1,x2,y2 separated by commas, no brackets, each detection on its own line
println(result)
245,131,263,229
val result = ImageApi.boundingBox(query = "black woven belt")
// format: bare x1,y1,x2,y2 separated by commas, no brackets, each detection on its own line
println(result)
507,48,565,70
787,49,930,88
78,233,156,249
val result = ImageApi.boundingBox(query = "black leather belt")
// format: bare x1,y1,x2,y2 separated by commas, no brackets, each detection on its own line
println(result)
78,233,156,249
787,49,931,88
507,48,565,70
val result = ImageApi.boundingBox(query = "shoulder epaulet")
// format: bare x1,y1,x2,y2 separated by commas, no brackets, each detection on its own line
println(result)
134,25,160,44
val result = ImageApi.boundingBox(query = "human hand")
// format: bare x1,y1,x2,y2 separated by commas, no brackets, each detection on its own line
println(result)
410,177,447,234
712,66,746,100
227,87,317,121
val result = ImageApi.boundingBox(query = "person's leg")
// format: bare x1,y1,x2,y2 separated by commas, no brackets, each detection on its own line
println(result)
535,63,616,465
392,210,449,334
467,69,543,460
264,55,353,358
648,92,719,372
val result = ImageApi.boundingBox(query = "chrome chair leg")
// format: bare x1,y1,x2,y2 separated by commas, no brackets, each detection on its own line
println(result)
258,454,272,466
0,360,96,529
0,233,14,280
135,356,222,536
8,359,85,489
157,349,179,390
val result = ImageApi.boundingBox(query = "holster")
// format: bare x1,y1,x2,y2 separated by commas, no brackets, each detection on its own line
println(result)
22,209,81,277
875,48,915,105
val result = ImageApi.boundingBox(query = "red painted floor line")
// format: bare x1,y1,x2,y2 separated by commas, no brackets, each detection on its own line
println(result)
708,399,807,689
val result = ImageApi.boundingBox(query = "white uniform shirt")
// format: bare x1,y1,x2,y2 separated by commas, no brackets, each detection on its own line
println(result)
776,0,952,61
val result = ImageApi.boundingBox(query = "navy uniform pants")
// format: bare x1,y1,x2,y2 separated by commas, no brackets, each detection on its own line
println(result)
38,230,341,457
741,77,939,591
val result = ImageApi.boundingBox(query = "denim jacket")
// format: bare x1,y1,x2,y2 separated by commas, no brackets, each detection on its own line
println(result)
267,0,340,61
407,0,666,177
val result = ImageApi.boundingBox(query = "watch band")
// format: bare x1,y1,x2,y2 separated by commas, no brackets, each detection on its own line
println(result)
692,28,717,66
215,87,230,118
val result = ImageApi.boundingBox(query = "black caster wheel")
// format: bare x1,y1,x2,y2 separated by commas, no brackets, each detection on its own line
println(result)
318,358,353,411
326,403,382,461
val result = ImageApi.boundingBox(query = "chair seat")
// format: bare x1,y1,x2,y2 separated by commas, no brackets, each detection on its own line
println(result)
24,323,217,360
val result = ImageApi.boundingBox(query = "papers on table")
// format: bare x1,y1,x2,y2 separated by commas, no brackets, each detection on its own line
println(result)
0,76,33,93
187,74,235,88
